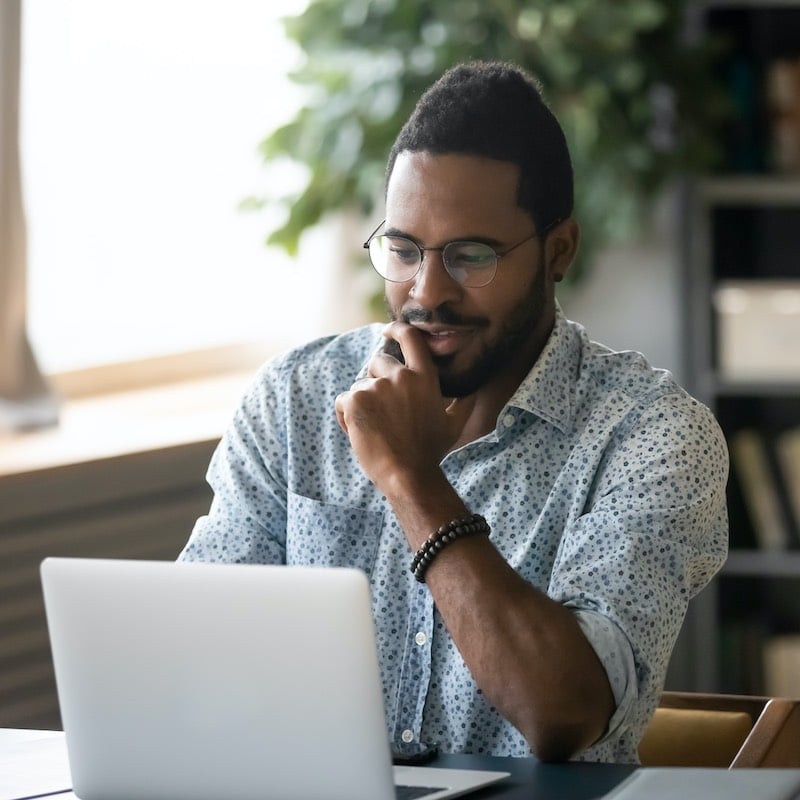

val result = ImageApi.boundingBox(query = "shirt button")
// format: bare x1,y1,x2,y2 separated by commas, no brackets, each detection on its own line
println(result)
414,631,427,646
502,414,515,428
401,729,415,743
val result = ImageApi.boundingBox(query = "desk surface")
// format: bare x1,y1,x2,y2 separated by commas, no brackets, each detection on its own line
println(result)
1,730,635,800
432,752,635,799
7,730,800,800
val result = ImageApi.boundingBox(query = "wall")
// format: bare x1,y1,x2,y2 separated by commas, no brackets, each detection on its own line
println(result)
560,188,684,383
0,441,215,729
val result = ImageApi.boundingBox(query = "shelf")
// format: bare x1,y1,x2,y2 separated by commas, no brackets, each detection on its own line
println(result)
678,0,800,695
724,549,800,577
712,377,800,397
701,176,800,206
691,372,800,399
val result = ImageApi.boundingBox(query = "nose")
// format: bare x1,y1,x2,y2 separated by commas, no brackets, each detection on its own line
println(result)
407,249,463,308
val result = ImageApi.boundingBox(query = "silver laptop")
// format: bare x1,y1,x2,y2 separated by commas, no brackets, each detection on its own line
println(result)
604,768,800,799
40,557,509,800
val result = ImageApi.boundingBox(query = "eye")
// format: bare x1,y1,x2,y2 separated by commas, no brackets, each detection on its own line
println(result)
447,243,496,270
385,237,420,265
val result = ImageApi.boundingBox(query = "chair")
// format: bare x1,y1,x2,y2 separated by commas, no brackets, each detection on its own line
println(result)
638,691,800,768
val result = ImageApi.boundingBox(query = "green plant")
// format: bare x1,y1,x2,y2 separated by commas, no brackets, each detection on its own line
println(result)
254,0,731,283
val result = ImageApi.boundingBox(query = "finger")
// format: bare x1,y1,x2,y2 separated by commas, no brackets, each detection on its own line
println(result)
368,350,407,379
381,321,436,374
334,391,350,434
336,377,380,429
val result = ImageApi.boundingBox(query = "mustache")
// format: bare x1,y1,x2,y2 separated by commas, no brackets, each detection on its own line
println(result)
400,306,487,328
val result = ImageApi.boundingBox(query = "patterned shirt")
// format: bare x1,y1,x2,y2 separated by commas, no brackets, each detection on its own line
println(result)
179,308,729,763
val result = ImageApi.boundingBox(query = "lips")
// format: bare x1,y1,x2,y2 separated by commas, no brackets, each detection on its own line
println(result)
412,324,471,357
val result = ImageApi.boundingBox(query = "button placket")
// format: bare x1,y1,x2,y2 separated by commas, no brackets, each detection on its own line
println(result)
392,584,434,747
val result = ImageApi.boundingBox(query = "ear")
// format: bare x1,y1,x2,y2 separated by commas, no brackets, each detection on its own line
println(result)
544,218,580,283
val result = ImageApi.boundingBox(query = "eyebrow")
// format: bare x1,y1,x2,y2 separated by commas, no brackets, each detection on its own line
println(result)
382,226,506,248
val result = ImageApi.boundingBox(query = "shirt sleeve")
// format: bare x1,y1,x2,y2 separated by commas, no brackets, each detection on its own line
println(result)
178,358,291,565
548,391,729,751
571,607,638,742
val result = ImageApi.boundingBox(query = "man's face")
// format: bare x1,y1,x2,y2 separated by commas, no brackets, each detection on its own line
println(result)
384,151,560,399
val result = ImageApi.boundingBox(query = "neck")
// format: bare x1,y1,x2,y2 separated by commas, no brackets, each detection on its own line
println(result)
449,317,554,450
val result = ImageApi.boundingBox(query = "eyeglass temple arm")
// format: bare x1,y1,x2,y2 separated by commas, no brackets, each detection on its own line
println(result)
363,219,387,248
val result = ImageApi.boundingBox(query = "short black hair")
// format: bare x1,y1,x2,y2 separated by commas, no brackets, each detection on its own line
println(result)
387,61,573,234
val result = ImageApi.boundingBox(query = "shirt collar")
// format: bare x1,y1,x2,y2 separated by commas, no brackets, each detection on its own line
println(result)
505,304,578,434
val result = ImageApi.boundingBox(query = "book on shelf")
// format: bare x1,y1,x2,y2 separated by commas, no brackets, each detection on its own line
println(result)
776,426,800,540
729,428,795,551
767,56,800,175
764,634,800,699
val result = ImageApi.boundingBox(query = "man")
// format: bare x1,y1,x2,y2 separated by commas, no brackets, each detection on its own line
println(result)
180,61,728,763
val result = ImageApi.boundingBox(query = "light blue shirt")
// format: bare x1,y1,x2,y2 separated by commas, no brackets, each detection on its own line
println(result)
179,309,728,762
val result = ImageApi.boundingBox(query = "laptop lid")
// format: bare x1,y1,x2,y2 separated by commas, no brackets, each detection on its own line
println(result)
603,768,800,800
40,558,508,800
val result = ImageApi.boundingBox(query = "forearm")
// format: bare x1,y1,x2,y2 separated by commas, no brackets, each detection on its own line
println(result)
427,537,613,760
386,470,615,761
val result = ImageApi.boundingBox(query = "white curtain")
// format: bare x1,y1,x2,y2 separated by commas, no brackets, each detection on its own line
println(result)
0,0,58,431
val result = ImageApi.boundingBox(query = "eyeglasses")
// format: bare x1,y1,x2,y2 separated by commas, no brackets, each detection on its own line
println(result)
362,220,545,288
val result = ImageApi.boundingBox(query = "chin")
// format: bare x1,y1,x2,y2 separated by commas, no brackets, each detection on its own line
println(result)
436,362,493,399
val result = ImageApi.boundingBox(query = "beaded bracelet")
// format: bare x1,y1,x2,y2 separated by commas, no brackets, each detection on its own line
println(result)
410,513,491,583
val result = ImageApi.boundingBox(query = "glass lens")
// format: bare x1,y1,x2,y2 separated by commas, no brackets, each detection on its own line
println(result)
443,242,497,287
369,236,421,282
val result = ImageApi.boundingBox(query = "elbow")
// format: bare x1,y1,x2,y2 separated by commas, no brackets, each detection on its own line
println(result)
522,671,616,762
518,703,611,763
525,723,588,763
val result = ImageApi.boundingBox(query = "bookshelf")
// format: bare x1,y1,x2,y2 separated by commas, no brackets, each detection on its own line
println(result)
679,1,800,694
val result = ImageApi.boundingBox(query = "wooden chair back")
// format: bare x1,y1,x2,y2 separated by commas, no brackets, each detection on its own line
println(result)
638,691,800,768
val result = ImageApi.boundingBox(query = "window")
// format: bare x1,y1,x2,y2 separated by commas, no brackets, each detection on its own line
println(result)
20,0,355,378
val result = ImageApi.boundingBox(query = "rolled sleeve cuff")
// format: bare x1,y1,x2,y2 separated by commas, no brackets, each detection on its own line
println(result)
570,606,638,743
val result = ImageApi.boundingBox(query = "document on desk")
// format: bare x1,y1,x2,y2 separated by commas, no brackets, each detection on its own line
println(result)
604,767,800,800
0,733,72,800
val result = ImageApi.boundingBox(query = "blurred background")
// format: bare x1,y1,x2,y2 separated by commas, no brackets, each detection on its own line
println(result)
2,0,800,730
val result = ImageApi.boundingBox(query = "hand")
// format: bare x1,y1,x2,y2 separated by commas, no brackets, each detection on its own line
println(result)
335,322,474,493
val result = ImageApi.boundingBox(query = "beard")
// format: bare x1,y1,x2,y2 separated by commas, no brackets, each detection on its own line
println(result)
388,260,548,398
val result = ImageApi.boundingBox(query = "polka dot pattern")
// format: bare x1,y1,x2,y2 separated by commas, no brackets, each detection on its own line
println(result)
179,309,729,763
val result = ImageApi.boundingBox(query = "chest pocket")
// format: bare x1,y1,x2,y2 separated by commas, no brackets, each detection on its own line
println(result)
286,491,384,576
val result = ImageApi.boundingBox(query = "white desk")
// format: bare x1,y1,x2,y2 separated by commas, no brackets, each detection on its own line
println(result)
0,730,62,744
0,729,71,800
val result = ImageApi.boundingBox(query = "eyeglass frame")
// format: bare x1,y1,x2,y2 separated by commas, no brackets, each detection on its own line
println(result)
362,218,562,288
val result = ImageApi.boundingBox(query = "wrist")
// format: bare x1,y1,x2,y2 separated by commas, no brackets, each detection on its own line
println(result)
381,464,453,512
411,514,491,582
381,467,472,549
